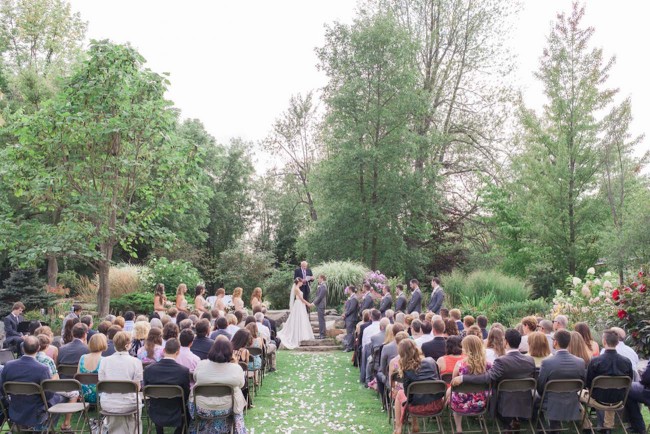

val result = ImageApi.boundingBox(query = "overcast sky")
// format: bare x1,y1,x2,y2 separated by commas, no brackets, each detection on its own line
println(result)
69,1,649,169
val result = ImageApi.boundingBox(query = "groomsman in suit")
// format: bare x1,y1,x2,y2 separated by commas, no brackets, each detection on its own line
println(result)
379,285,392,315
294,261,314,312
312,275,328,339
3,302,25,355
406,279,422,314
394,285,407,313
359,284,374,315
343,286,359,352
427,277,445,314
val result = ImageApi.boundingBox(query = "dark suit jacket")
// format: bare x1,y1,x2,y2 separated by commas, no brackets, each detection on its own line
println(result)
313,283,328,309
102,340,115,357
190,336,214,360
537,350,586,421
464,350,536,418
378,341,398,383
427,288,444,314
209,330,232,340
266,317,277,336
3,314,23,338
0,355,59,426
586,349,633,403
143,358,190,428
360,293,374,312
379,294,392,314
343,296,359,329
57,339,89,372
422,336,447,360
395,293,407,313
294,267,313,292
406,289,422,314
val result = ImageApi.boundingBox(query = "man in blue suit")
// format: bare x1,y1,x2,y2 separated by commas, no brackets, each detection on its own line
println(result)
427,277,445,314
3,302,25,355
1,335,62,429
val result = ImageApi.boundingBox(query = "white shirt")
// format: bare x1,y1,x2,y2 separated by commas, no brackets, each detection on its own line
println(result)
362,321,381,348
414,334,434,347
226,325,240,339
98,351,143,412
602,342,639,368
256,322,271,341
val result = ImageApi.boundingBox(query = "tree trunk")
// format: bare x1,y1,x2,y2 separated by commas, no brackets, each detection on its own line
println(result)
97,259,111,317
46,254,58,288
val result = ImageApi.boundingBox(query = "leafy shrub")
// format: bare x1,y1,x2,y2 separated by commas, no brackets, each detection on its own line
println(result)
442,269,530,309
616,270,650,357
262,264,295,310
460,299,550,328
312,261,369,307
213,245,274,302
0,269,53,316
110,292,153,315
145,257,202,297
94,264,149,298
58,270,82,295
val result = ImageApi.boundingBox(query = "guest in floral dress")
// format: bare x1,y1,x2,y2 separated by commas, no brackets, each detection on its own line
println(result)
137,328,164,363
448,335,491,433
78,333,107,404
387,331,412,403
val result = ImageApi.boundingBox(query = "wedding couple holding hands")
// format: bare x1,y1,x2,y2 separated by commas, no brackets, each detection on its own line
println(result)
277,261,328,349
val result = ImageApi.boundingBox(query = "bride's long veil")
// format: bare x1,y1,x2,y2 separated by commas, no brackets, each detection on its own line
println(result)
289,284,295,308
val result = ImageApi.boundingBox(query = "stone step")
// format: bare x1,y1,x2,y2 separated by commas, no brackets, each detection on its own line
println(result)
295,345,341,352
300,339,337,347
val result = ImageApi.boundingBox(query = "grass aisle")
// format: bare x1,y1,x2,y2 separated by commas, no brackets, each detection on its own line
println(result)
245,350,391,434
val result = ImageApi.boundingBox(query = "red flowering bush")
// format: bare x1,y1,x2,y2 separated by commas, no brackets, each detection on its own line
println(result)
616,270,650,357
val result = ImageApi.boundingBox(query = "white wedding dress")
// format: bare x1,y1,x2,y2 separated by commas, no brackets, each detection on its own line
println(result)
277,285,314,349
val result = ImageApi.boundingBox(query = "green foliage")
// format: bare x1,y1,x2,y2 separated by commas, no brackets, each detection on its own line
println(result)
110,292,153,316
57,269,82,295
213,243,274,301
616,271,650,358
145,257,201,297
261,264,295,310
443,269,530,309
492,300,551,327
0,269,53,316
312,261,369,307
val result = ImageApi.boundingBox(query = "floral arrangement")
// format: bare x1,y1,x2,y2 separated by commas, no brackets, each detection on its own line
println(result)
364,270,387,299
615,270,650,357
551,267,617,331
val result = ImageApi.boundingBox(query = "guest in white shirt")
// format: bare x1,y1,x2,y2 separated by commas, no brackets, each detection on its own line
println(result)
98,331,143,433
254,312,276,371
414,321,434,347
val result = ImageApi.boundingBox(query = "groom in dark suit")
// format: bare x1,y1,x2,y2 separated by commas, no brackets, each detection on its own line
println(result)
294,261,313,312
313,275,328,339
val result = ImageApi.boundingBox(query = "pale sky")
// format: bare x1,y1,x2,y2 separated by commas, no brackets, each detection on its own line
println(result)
69,1,649,168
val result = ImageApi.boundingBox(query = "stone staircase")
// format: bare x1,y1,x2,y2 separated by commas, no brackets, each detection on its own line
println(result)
297,338,342,352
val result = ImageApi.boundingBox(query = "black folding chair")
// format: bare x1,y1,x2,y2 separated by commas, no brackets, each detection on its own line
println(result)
192,384,235,434
449,382,491,434
57,364,79,379
143,385,188,434
2,381,48,432
535,379,584,434
97,380,141,434
42,379,91,433
403,380,447,434
580,375,631,434
493,378,537,433
0,349,15,365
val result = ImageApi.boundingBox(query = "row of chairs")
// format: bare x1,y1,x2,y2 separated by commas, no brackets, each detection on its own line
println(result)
384,374,633,434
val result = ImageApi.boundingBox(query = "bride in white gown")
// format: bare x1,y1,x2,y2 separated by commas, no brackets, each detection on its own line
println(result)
277,277,314,349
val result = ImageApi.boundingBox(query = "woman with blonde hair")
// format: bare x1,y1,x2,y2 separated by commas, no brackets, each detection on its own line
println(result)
485,327,506,363
34,326,58,363
527,331,551,367
574,322,600,357
387,331,411,406
78,333,107,404
392,338,444,434
176,283,189,313
568,331,592,365
448,335,491,433
232,287,245,311
250,287,263,310
383,324,396,345
129,321,150,357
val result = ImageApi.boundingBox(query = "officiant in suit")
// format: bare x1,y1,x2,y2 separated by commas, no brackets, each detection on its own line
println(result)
312,275,328,339
3,302,25,355
294,261,313,312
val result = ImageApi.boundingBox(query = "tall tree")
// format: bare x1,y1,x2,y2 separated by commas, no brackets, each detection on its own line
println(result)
2,40,206,315
310,12,427,274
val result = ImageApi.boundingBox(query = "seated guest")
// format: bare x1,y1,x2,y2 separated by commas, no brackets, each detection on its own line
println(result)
178,319,193,331
176,330,200,384
3,302,25,354
191,337,247,434
143,339,190,434
553,314,568,332
393,338,444,434
97,320,111,336
444,318,459,336
539,319,555,353
129,321,150,357
376,324,404,407
150,317,163,330
465,325,483,338
34,325,58,363
167,307,178,324
581,329,634,433
61,304,82,338
422,319,447,360
452,329,535,431
98,331,144,432
80,315,96,340
62,317,80,345
225,314,240,338
210,317,232,340
409,319,422,340
437,336,464,378
537,330,586,431
414,321,434,347
568,331,592,366
518,316,537,353
78,333,107,404
361,310,382,384
234,310,245,328
449,309,464,333
527,331,551,368
394,312,406,326
137,328,164,363
231,329,252,366
626,361,650,434
58,323,89,372
366,318,390,384
1,336,63,429
476,315,488,340
603,327,639,369
245,323,263,372
190,319,215,360
448,335,491,433
254,312,276,371
462,315,475,336
385,309,395,324
102,325,121,357
485,327,506,363
113,316,125,330
574,322,600,357
162,322,179,345
123,311,135,333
